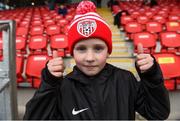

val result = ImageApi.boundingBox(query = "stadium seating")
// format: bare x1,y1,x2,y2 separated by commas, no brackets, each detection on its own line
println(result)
121,16,134,26
44,19,55,27
29,35,48,54
153,53,180,90
152,15,166,24
46,24,61,36
133,32,156,53
160,32,180,53
146,21,163,33
26,55,51,88
16,36,27,55
31,20,42,26
30,26,44,36
50,34,68,57
125,22,143,39
168,15,180,22
16,27,29,38
16,56,24,83
137,15,149,25
166,21,180,32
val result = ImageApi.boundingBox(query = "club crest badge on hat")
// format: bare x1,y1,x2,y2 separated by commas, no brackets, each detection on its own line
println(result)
77,19,97,37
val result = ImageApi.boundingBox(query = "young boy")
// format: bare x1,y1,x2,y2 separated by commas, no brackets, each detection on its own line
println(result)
24,1,170,120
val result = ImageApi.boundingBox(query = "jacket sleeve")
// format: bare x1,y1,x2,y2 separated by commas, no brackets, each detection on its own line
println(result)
23,65,63,120
134,58,170,120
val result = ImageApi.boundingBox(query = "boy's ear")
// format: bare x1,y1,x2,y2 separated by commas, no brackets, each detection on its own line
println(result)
107,53,109,58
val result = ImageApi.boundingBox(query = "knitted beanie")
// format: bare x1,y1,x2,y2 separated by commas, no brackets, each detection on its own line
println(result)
67,0,112,55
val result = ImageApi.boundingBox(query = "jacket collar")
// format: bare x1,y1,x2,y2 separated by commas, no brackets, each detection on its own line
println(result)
66,63,114,85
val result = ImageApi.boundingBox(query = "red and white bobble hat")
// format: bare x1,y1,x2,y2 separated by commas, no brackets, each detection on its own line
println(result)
68,0,112,55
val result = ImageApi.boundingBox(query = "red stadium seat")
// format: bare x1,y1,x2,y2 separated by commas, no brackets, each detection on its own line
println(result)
133,32,156,53
16,27,28,38
16,36,27,54
121,16,134,25
61,25,69,35
166,21,180,32
19,21,30,28
50,34,68,57
168,15,180,22
137,15,149,25
125,22,143,33
164,79,175,91
54,15,63,21
65,14,74,22
44,19,55,27
26,55,51,88
31,20,42,26
154,53,180,78
153,15,166,24
57,19,69,27
46,25,60,36
131,11,141,19
146,21,163,33
153,53,180,90
30,26,44,36
160,32,180,53
16,56,24,83
145,11,154,19
29,35,48,54
125,22,143,39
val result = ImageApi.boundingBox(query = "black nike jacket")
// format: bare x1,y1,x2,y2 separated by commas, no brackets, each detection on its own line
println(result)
24,61,170,120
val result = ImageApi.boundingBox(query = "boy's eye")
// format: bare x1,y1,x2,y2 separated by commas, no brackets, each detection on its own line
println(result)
94,46,104,52
75,46,86,51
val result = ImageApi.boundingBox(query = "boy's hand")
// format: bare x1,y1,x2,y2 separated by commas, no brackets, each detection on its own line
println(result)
136,43,154,73
47,51,65,77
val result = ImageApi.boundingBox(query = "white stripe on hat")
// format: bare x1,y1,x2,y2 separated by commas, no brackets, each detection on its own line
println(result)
69,14,110,30
74,12,101,19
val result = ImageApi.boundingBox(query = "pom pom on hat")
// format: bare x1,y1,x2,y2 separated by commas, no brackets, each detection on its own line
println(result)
76,0,96,14
68,0,112,55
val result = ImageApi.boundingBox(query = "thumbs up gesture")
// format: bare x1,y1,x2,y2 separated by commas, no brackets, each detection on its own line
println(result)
47,51,65,77
136,43,154,73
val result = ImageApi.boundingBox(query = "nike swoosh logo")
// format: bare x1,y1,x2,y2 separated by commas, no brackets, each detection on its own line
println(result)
72,108,88,115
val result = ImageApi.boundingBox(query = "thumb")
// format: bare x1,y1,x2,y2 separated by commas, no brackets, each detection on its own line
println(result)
137,43,144,54
52,50,59,58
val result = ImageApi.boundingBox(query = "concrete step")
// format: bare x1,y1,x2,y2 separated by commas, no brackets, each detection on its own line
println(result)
110,51,132,57
17,88,36,119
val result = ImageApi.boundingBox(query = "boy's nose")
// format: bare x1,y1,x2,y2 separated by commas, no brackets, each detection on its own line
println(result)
85,50,95,62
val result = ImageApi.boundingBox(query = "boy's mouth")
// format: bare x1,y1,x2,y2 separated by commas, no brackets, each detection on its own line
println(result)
83,65,97,70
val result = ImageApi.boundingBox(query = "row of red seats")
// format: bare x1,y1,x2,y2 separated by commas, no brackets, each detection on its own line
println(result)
15,53,180,89
0,34,69,58
116,2,180,54
131,32,180,54
112,1,180,91
122,17,180,32
0,5,77,88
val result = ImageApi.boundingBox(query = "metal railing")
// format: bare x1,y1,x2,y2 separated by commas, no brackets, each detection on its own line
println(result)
0,20,18,120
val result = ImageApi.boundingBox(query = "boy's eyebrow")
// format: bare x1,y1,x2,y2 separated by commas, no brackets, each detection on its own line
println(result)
93,43,106,46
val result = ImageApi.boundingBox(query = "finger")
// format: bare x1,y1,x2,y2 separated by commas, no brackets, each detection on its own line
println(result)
51,72,63,77
136,54,148,60
139,64,153,71
53,50,59,58
49,65,65,72
137,43,144,54
136,59,148,66
48,58,64,66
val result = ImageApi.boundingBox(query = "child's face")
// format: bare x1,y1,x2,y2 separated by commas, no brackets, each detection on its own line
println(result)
73,38,109,76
